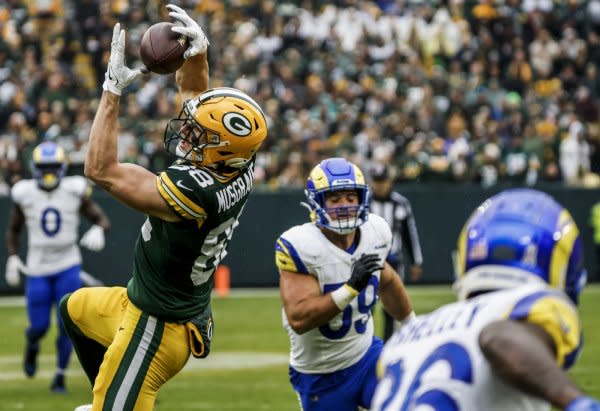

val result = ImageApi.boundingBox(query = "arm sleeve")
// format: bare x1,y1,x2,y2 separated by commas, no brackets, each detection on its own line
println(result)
505,290,582,369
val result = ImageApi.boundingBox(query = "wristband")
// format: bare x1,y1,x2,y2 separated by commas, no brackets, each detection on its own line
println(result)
566,396,600,411
331,284,358,310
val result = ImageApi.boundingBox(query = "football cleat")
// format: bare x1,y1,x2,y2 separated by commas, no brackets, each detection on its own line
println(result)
454,188,586,304
50,372,66,393
303,157,370,235
74,405,92,411
23,341,39,377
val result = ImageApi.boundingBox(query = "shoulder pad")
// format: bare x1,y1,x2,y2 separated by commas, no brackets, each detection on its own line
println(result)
10,180,32,204
62,176,89,197
505,287,582,369
156,166,212,220
365,214,393,243
275,223,320,274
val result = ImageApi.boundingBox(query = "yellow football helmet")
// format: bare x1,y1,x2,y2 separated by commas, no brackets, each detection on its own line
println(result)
164,87,267,169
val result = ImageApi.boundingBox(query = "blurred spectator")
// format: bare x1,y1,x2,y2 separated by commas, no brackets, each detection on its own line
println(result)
560,121,591,185
0,1,599,193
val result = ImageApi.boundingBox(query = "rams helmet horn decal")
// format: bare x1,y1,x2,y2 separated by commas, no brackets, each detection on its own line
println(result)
454,188,586,304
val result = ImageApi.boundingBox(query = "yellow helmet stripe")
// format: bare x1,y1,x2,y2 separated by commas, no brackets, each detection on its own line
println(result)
309,166,329,190
32,146,42,163
54,148,66,163
32,144,66,163
352,164,365,185
157,173,207,220
549,210,579,289
455,225,468,278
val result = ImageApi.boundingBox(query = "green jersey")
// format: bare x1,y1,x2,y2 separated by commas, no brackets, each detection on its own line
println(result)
127,159,254,321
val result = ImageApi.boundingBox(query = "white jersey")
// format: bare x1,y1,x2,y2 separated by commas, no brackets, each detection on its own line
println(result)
371,284,582,411
11,176,89,276
275,214,392,373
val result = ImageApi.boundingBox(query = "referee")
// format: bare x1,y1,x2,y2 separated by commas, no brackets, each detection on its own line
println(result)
369,164,423,341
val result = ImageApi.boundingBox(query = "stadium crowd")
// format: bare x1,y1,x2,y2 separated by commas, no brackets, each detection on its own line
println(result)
1,0,600,193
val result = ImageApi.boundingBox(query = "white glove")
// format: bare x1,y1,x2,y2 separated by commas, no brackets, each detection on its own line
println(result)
102,23,147,96
5,255,25,287
167,4,210,59
80,225,105,252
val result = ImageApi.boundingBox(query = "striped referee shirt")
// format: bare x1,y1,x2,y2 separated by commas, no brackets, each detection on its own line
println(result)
369,191,423,270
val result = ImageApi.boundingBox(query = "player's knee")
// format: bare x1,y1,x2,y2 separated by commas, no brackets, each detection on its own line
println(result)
27,327,48,340
59,293,72,323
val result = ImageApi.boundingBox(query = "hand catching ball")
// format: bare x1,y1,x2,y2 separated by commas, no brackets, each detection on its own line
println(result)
139,22,188,74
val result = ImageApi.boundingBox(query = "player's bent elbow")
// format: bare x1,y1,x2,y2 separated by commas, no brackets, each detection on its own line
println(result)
288,319,310,335
478,321,525,377
286,314,314,335
84,164,114,190
479,321,507,356
84,163,103,182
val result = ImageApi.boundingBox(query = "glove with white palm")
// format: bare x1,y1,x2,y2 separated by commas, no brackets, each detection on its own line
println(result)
5,255,25,287
80,225,106,252
103,23,147,96
167,4,210,59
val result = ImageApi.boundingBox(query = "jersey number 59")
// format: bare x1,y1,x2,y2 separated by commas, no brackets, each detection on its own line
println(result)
320,277,379,340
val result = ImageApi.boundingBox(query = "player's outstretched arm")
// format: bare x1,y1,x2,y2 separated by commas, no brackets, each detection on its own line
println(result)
167,4,210,101
79,197,111,252
4,204,26,286
86,23,178,222
479,320,598,410
80,197,111,232
5,203,24,257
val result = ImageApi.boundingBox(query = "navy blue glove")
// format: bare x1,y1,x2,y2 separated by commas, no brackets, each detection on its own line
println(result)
566,396,600,411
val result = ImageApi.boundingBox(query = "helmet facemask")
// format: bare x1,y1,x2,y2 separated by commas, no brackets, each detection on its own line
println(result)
164,102,230,166
32,162,66,191
305,188,369,235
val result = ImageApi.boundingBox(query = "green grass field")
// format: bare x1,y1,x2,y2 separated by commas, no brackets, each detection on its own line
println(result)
0,285,598,410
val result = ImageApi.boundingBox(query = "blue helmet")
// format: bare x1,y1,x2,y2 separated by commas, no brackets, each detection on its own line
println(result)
454,188,586,304
304,158,370,235
31,141,67,191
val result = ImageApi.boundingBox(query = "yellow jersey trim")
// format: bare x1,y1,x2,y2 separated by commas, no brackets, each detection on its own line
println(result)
156,173,207,220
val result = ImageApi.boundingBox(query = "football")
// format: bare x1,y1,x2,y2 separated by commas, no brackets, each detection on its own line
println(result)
139,22,188,74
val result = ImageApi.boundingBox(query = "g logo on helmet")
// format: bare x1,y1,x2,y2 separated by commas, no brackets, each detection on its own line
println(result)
223,112,252,136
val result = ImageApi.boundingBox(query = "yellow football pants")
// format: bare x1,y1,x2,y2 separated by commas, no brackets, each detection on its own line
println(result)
64,286,191,411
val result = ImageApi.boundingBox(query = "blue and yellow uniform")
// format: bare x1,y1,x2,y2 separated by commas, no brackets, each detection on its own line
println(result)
372,284,582,411
372,188,593,411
